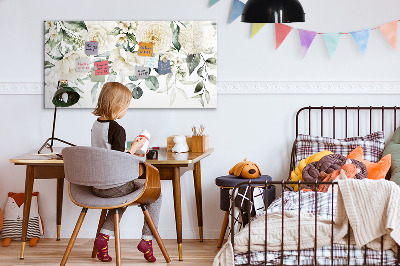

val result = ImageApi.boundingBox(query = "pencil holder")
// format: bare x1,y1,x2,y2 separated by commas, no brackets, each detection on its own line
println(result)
191,135,209,153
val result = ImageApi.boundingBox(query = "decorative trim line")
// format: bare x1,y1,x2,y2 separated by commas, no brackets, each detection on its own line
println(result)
0,83,43,94
1,81,400,95
218,81,400,94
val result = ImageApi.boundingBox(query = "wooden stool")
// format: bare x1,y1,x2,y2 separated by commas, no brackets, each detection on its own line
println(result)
215,175,275,248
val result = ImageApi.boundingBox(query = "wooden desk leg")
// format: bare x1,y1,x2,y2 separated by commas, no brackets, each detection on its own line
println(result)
56,178,64,241
193,161,204,242
172,167,183,261
20,165,35,259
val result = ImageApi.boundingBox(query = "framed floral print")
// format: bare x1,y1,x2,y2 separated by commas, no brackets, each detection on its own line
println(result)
44,21,217,108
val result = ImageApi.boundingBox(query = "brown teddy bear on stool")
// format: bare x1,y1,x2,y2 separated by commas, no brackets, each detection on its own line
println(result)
229,159,261,179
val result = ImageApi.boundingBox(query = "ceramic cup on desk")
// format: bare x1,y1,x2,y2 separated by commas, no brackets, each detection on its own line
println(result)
146,150,158,160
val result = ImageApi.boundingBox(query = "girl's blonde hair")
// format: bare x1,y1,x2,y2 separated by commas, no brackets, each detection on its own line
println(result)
93,82,132,120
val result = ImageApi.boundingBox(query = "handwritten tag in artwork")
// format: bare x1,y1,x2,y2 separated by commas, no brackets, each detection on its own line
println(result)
144,57,159,68
138,42,154,57
136,66,150,79
76,58,91,72
91,70,105,82
158,60,172,75
85,41,98,55
94,61,109,76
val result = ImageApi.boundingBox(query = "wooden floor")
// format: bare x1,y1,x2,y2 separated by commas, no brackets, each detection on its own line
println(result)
0,239,221,265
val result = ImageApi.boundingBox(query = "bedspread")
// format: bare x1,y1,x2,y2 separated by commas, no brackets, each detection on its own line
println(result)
214,180,400,266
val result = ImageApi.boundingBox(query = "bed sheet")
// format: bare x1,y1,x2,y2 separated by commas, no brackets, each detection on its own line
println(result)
234,191,397,265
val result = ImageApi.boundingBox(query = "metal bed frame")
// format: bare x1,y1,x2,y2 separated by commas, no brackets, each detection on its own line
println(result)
230,106,400,266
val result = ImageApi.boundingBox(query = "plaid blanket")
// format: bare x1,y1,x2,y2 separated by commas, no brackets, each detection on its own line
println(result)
234,244,397,265
266,190,336,220
234,191,397,265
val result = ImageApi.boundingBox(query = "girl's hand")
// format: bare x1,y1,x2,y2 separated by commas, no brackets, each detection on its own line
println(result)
129,137,147,154
134,149,149,157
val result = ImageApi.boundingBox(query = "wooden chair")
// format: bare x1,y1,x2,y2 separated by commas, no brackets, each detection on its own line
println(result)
60,146,171,265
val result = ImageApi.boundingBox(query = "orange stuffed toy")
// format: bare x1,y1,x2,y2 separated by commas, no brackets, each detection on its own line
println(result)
347,146,391,180
1,192,43,247
229,159,261,179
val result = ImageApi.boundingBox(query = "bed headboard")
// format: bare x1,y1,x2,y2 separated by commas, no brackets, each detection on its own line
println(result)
290,106,400,179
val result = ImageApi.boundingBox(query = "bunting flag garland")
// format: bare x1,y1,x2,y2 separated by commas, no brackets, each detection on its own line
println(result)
298,29,317,58
378,21,398,50
229,0,245,24
251,23,266,38
275,23,293,49
209,0,220,7
323,33,341,58
206,3,400,58
351,29,370,55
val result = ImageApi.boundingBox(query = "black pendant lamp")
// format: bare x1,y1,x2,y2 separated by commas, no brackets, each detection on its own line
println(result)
242,0,305,23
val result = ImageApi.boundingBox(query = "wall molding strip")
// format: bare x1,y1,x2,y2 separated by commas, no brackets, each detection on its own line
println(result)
1,81,399,95
217,81,400,94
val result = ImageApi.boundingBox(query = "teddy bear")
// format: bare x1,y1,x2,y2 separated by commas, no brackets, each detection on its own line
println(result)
1,192,44,247
229,159,261,179
172,135,189,153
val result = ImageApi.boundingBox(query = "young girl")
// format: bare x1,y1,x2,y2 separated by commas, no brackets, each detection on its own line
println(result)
91,82,162,263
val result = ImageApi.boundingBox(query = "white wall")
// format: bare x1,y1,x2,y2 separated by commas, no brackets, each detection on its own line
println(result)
1,0,400,239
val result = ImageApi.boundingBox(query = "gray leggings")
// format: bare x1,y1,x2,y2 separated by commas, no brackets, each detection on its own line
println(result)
92,180,162,240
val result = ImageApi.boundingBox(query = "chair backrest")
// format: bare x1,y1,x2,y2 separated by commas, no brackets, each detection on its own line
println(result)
62,146,145,187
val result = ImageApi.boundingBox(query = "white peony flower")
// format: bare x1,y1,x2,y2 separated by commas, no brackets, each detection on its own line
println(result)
81,21,117,54
109,48,144,76
45,21,55,31
45,27,60,42
116,34,127,43
136,21,172,54
53,50,88,80
179,22,217,54
160,51,186,66
118,21,131,33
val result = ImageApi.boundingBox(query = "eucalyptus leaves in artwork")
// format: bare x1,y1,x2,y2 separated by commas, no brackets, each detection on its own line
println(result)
44,21,217,108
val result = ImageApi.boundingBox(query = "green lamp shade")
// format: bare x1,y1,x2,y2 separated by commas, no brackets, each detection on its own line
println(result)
52,86,80,107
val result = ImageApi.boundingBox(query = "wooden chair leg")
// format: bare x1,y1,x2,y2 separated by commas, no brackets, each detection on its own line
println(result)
60,208,88,266
217,211,230,248
114,210,121,266
141,205,171,263
91,209,108,258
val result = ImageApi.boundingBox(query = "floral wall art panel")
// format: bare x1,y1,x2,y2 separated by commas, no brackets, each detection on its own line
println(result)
44,21,217,108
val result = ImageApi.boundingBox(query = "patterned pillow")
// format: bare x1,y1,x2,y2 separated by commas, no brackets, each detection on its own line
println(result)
294,131,385,166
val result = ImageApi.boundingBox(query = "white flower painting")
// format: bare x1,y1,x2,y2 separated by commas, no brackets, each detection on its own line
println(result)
44,21,217,108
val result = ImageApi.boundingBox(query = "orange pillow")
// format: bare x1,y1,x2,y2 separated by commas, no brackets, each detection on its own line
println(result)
347,146,391,180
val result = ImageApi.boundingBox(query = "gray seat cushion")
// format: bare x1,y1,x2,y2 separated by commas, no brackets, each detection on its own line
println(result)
69,180,145,208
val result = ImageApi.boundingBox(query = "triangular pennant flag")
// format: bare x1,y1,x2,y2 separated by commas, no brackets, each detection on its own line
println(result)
251,23,266,38
229,0,245,24
378,21,398,50
209,0,220,7
323,33,341,58
298,29,317,58
275,23,293,49
351,29,370,55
